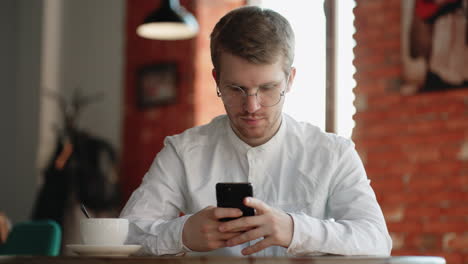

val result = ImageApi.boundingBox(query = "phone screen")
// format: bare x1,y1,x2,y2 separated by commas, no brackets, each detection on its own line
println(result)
216,182,255,222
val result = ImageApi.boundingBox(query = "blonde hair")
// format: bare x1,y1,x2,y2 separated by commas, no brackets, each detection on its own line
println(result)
210,6,295,77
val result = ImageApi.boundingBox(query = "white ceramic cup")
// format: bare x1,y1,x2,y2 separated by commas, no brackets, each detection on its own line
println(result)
80,218,129,245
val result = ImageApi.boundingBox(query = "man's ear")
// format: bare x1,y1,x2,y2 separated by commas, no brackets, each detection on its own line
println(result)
212,69,219,86
286,67,296,93
213,69,222,97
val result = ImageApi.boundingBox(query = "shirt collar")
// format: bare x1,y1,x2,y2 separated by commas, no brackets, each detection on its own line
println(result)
225,114,287,155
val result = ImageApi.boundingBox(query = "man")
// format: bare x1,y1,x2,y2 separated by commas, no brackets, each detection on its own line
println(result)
120,6,392,256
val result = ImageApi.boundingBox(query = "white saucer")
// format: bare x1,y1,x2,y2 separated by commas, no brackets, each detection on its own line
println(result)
67,244,142,256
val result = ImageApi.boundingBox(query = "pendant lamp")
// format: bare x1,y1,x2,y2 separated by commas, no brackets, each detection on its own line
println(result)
136,0,199,40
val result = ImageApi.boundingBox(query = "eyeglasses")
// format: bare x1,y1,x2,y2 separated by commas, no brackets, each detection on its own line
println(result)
217,76,289,107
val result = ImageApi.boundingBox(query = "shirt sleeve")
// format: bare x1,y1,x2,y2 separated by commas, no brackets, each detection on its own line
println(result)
286,143,392,256
119,137,192,256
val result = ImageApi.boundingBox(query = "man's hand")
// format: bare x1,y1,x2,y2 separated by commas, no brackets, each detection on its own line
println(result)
0,212,10,244
182,206,244,251
218,197,294,255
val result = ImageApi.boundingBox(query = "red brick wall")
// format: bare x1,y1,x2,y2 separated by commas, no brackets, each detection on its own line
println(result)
122,0,198,201
121,0,244,202
353,1,468,263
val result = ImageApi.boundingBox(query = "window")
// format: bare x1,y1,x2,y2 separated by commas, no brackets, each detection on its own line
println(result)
255,0,356,138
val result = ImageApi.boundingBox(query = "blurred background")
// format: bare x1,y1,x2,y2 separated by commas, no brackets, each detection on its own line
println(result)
0,0,467,261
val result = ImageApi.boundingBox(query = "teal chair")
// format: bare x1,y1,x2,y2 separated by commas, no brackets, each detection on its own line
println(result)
0,220,61,256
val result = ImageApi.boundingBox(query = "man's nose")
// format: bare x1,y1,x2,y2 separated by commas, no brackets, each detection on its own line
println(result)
244,93,261,113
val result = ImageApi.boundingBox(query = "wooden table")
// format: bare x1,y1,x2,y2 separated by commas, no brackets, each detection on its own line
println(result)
0,256,446,264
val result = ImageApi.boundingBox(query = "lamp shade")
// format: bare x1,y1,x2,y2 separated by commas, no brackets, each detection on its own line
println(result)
136,0,199,40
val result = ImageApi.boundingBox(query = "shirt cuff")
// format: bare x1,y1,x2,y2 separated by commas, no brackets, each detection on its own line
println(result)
147,214,192,255
180,214,194,253
286,212,324,256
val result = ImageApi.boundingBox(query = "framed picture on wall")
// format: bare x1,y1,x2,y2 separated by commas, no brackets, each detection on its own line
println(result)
137,63,177,108
401,0,468,94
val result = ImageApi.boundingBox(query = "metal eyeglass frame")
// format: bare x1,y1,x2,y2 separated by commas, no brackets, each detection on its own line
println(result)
216,75,290,107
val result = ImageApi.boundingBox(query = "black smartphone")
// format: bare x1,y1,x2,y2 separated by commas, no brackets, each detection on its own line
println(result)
216,182,255,222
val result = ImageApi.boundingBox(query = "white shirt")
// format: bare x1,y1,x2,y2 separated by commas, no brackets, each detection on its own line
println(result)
120,114,392,256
